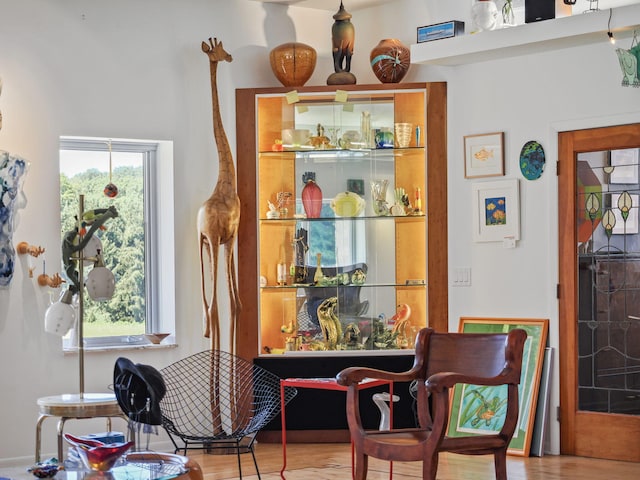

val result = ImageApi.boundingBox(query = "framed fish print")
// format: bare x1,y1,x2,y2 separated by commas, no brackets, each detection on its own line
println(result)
472,179,520,242
448,317,549,456
464,132,505,178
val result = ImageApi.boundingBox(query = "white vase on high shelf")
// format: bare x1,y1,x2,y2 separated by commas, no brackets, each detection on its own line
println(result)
471,0,500,31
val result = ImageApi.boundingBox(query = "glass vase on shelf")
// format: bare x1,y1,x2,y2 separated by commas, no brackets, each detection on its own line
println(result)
371,179,390,216
471,0,499,32
501,0,515,27
301,171,323,218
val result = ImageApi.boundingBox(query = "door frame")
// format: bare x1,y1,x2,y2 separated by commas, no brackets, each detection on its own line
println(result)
558,123,640,461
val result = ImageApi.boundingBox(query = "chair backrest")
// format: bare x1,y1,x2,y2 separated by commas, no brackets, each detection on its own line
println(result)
411,327,525,385
159,350,296,439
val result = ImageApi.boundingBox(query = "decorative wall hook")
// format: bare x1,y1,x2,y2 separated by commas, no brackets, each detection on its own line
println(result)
16,241,45,258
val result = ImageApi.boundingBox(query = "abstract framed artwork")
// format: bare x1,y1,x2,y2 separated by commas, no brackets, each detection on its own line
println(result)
471,179,520,242
448,317,549,456
464,131,504,178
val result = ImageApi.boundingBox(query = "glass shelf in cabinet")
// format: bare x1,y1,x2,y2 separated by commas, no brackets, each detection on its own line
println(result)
260,281,427,290
259,213,425,222
259,146,424,156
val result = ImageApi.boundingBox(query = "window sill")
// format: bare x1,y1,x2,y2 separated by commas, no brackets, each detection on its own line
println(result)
63,342,178,354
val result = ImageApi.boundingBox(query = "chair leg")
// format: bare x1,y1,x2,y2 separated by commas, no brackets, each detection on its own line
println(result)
353,451,368,480
249,446,261,480
235,447,243,480
494,449,508,480
422,453,439,480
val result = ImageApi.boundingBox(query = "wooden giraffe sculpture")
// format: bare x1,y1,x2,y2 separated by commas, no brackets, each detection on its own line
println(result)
197,37,242,353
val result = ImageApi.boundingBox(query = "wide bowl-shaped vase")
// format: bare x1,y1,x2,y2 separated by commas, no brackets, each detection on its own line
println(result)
64,434,133,472
370,39,411,84
269,42,317,87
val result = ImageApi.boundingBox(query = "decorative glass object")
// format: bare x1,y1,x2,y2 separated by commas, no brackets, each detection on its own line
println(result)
44,289,76,336
330,191,365,217
370,39,411,84
371,179,390,216
0,152,29,288
314,253,324,284
28,459,61,478
394,123,412,148
471,0,499,32
301,171,323,218
502,0,515,27
269,42,317,87
64,434,133,472
86,251,116,301
374,129,394,149
360,111,372,148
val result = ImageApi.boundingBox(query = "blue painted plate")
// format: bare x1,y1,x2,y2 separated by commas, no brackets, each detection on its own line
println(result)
520,140,545,180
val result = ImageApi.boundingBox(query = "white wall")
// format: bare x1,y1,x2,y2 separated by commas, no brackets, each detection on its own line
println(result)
354,0,640,456
0,0,332,463
1,0,639,463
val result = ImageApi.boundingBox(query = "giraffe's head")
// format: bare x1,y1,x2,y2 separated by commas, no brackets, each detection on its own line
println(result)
202,37,233,64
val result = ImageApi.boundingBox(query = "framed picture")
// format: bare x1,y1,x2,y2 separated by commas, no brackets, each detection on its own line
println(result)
472,179,520,242
347,178,364,196
530,346,553,457
464,132,504,178
448,317,549,456
609,148,639,184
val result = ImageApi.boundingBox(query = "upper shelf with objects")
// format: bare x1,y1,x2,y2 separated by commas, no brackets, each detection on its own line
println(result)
252,0,392,10
411,4,640,66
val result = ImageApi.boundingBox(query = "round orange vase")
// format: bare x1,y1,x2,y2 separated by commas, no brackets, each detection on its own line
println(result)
369,39,411,84
269,42,317,87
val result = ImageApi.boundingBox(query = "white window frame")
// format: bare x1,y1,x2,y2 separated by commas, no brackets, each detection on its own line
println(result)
59,137,175,349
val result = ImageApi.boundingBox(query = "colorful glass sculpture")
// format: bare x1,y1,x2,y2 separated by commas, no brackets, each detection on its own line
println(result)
64,434,133,472
0,152,29,287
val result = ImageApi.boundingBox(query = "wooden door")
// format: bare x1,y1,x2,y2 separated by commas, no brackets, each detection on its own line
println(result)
558,123,640,461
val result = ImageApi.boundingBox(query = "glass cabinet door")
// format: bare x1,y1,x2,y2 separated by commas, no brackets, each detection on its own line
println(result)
256,89,427,354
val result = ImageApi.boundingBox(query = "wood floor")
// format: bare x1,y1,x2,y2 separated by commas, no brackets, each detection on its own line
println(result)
189,442,640,480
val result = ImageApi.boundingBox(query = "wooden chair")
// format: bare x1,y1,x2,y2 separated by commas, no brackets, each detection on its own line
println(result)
336,327,527,480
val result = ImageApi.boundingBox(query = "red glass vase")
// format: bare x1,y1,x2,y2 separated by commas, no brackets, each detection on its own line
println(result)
302,176,323,218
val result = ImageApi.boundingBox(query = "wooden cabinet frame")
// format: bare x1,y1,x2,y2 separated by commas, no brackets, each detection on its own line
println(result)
235,83,448,361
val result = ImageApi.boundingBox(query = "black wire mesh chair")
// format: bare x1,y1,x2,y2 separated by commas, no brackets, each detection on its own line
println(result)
159,350,297,479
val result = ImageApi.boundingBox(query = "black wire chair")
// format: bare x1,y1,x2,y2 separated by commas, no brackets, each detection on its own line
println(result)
159,350,297,479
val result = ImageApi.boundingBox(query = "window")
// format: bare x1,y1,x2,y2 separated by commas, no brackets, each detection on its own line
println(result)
59,137,175,348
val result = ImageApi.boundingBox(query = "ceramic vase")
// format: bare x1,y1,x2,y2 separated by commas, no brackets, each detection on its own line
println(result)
369,39,411,84
301,171,323,218
269,42,317,87
471,0,499,32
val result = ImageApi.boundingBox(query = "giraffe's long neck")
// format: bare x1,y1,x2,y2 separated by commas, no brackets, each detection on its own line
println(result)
210,60,236,189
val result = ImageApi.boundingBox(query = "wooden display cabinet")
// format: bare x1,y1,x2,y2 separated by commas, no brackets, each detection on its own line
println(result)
235,83,447,362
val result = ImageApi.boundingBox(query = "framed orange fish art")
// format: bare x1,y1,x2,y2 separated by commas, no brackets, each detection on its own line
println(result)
464,131,505,178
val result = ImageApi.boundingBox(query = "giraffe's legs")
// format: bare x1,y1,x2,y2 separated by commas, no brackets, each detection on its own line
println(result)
199,234,212,338
208,235,221,352
224,240,242,355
